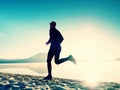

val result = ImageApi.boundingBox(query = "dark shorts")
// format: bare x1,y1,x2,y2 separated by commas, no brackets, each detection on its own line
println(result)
47,46,61,62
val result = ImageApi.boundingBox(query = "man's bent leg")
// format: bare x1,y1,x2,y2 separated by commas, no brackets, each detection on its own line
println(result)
54,47,76,64
54,47,69,64
55,55,76,64
55,56,69,64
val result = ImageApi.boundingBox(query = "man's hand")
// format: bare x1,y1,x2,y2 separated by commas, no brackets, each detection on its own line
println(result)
46,42,49,45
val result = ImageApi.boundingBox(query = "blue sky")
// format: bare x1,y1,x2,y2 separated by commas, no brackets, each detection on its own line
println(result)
0,0,120,59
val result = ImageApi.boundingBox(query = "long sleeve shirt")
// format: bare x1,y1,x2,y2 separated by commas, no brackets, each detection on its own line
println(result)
48,28,64,47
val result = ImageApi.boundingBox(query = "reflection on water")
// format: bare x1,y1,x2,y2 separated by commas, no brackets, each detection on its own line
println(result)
0,63,47,74
53,61,120,83
0,61,120,83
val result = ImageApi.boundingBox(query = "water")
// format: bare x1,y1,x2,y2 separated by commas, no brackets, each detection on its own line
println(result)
0,61,120,83
53,61,120,83
0,63,47,74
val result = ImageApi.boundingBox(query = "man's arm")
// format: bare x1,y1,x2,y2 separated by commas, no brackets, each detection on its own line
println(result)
46,38,51,45
46,29,52,45
58,31,64,43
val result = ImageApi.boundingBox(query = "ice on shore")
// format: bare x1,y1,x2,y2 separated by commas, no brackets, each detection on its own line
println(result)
0,72,120,90
0,72,89,90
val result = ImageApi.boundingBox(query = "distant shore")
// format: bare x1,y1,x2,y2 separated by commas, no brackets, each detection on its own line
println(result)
0,72,120,90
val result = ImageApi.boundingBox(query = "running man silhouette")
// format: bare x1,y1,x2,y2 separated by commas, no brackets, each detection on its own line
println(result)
44,21,76,80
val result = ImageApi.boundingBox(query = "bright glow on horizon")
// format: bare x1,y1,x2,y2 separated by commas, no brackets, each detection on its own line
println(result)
0,19,119,60
61,20,120,61
53,61,120,84
84,80,98,89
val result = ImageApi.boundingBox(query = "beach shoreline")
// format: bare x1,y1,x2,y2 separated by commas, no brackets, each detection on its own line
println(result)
0,72,88,90
0,72,120,90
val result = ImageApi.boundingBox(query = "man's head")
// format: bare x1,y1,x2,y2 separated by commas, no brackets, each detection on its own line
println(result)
50,21,56,28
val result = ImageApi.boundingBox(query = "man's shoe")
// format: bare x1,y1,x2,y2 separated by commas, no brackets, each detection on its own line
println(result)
44,75,52,80
68,55,76,64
